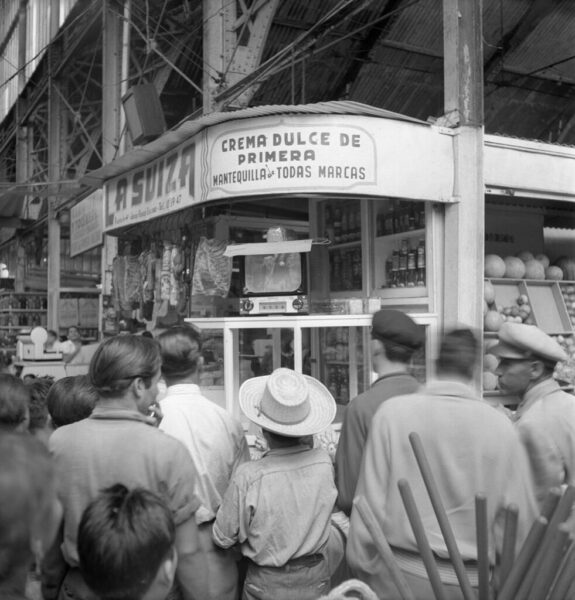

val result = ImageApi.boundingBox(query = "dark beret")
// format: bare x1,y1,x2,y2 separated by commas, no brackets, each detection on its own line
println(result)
371,309,424,350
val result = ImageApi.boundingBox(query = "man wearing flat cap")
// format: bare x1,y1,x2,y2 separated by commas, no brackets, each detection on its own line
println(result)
490,322,574,504
335,309,424,515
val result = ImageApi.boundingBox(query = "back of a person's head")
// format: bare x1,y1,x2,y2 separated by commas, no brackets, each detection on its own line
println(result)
78,484,175,600
158,325,202,381
0,373,30,431
24,376,53,433
89,335,161,399
0,432,58,579
436,328,480,381
47,375,98,428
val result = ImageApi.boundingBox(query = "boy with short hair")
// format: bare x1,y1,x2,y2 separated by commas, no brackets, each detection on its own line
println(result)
213,368,344,600
46,375,98,429
77,484,177,600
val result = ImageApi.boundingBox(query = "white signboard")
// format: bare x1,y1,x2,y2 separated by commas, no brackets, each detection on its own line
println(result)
207,118,376,196
104,140,196,230
103,113,455,232
202,115,454,203
70,190,104,256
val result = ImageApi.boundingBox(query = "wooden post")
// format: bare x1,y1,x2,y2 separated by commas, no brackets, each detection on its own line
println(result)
47,0,62,331
442,0,485,360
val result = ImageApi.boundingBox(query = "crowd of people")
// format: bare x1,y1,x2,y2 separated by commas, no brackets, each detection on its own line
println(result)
0,309,574,600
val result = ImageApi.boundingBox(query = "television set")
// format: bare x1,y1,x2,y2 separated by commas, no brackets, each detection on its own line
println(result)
238,250,309,315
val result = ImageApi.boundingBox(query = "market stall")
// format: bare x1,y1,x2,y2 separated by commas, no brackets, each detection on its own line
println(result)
82,101,575,421
86,102,455,422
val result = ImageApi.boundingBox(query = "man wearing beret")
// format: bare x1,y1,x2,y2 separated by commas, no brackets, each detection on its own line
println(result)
491,322,573,504
335,309,423,515
347,329,537,599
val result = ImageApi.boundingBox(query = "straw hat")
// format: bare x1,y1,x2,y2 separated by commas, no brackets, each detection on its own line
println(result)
239,368,336,437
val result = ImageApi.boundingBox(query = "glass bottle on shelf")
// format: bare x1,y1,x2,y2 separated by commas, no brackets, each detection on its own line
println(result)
385,258,393,288
391,249,400,288
392,200,401,234
325,205,334,242
416,239,426,286
341,205,349,242
398,239,408,287
408,203,416,230
354,247,363,289
333,204,342,244
407,245,417,287
331,250,342,291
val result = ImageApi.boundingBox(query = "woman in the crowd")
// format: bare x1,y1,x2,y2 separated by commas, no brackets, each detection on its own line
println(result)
157,324,250,600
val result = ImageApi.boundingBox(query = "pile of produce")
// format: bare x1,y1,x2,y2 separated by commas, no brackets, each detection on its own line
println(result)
553,335,575,387
483,281,533,333
485,252,575,281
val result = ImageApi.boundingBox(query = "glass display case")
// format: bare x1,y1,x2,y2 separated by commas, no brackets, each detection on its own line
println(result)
190,313,437,430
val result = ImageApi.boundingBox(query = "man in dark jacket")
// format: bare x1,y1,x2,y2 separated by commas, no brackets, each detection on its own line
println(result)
335,309,424,514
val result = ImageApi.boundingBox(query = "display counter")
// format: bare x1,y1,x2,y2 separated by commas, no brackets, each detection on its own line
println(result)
189,313,438,430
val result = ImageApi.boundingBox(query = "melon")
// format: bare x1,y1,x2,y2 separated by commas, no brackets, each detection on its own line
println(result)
485,254,506,278
483,354,499,373
536,254,550,269
545,266,564,281
504,256,526,279
524,259,545,280
484,281,496,305
554,257,575,281
516,250,535,263
482,371,498,391
484,310,504,332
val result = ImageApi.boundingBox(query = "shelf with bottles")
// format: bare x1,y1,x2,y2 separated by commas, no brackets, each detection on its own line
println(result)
320,325,367,407
323,200,362,246
373,235,427,293
375,199,425,238
0,291,47,311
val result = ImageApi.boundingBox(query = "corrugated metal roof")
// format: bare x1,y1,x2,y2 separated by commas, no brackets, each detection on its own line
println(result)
81,100,427,186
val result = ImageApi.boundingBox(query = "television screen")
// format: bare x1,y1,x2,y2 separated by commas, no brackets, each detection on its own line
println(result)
243,252,304,294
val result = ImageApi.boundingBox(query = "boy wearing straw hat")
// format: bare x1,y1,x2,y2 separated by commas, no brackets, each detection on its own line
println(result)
212,368,345,600
347,329,538,599
490,321,573,505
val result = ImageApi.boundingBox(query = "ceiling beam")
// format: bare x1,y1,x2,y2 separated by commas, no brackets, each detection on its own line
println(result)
484,0,557,84
331,0,406,101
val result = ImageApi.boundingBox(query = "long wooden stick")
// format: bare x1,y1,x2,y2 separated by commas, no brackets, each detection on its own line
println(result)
475,494,490,600
398,478,448,600
547,544,575,600
526,524,571,600
515,486,575,600
499,503,518,588
540,487,563,521
497,517,548,600
354,495,416,600
408,432,475,600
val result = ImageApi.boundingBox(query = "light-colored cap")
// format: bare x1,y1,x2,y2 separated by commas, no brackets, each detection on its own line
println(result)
489,322,567,363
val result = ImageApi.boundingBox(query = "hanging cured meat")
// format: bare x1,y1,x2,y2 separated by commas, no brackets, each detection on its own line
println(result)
191,238,232,297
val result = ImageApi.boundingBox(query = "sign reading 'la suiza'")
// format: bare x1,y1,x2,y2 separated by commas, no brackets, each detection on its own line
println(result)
104,114,454,231
104,141,195,229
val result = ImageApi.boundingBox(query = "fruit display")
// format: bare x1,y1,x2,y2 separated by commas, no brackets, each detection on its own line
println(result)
560,284,575,327
483,283,533,332
483,250,575,394
484,252,575,282
553,335,575,387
